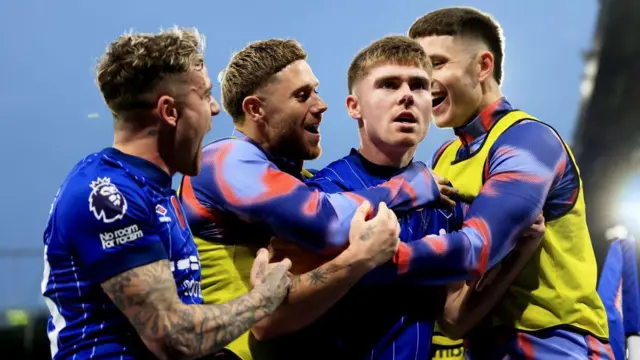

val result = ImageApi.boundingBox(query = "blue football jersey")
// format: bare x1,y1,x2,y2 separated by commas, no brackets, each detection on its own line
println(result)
303,149,464,360
598,236,640,360
42,147,202,359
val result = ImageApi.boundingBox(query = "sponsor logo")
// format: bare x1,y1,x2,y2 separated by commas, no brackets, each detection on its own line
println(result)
89,177,127,223
181,279,202,298
100,224,144,249
156,204,172,223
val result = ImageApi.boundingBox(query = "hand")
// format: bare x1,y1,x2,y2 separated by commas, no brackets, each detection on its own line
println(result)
432,171,457,207
522,212,545,241
250,248,292,310
346,201,400,271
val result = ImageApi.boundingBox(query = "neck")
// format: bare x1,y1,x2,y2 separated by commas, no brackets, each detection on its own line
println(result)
235,122,272,153
358,136,415,168
113,127,172,175
460,81,503,128
234,124,304,172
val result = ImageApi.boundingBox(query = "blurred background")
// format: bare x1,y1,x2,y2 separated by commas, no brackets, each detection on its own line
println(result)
0,0,638,357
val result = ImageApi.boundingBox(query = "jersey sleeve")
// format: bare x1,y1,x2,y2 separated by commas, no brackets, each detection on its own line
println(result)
62,173,168,284
191,139,441,251
621,238,640,334
398,121,566,282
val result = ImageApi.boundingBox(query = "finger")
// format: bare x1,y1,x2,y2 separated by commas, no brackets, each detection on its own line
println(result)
352,201,371,224
440,194,456,207
278,257,293,271
250,248,269,284
439,185,459,195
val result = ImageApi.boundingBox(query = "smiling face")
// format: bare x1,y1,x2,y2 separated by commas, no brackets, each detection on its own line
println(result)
347,63,432,151
257,60,327,160
408,7,506,129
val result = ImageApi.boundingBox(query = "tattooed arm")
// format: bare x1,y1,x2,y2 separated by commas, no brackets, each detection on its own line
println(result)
252,202,400,340
102,250,291,360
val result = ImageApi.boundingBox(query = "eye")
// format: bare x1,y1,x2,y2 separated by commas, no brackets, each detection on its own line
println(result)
431,60,445,70
379,80,397,90
296,90,311,102
410,81,429,91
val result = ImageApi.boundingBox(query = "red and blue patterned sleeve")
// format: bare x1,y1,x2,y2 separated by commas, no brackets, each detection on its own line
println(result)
189,139,441,251
397,121,567,281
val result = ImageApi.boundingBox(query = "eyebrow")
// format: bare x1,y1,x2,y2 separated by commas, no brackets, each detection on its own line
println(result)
374,75,430,84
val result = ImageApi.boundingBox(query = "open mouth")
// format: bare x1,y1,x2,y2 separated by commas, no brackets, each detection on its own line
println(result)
394,111,417,124
432,94,447,108
304,123,320,134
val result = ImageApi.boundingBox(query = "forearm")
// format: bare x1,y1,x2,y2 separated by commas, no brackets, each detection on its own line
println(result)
103,260,281,360
155,284,278,360
438,246,532,339
251,249,369,340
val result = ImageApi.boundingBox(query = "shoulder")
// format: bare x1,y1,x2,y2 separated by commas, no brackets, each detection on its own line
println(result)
498,119,564,147
306,153,356,192
55,154,152,227
202,137,268,161
490,119,566,161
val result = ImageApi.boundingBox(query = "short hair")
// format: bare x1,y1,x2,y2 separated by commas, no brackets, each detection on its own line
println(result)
347,35,432,94
221,39,307,122
96,27,206,118
408,7,505,84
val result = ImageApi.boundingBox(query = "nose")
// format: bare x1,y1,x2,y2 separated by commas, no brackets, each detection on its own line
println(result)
398,93,414,108
210,97,221,116
311,96,328,116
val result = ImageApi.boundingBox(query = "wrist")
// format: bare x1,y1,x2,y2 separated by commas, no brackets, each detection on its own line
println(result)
340,248,377,275
251,283,280,315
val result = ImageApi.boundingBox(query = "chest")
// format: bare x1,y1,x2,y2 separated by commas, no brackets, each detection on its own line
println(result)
351,174,457,242
153,193,202,300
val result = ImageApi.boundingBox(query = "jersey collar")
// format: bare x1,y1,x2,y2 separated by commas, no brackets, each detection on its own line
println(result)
102,147,173,189
454,97,514,146
350,148,411,178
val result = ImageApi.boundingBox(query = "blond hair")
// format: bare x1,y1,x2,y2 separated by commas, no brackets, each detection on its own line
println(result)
220,39,307,122
96,27,206,118
347,35,432,94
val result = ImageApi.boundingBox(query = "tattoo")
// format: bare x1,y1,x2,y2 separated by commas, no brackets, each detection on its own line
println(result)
289,262,354,294
147,129,159,136
102,260,279,360
308,269,328,287
358,225,374,242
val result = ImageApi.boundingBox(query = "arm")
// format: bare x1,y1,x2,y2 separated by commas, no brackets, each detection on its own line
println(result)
395,121,566,282
71,173,289,359
252,202,400,340
102,257,289,360
438,214,545,339
184,139,440,251
621,237,640,358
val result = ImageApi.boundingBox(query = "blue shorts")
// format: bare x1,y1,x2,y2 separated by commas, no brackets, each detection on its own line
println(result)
465,328,613,360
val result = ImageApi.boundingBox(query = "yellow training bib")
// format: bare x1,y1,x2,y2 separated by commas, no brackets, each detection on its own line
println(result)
433,110,608,339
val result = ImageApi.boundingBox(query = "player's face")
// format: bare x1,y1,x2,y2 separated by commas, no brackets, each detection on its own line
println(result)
172,65,220,175
416,35,484,129
349,63,432,150
259,60,327,161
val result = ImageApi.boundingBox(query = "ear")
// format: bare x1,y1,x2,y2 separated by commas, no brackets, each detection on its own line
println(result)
157,95,178,127
477,50,494,83
346,94,362,121
242,95,265,123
